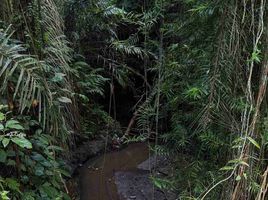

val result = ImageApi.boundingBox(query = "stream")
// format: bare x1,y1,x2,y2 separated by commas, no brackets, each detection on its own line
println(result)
79,143,153,200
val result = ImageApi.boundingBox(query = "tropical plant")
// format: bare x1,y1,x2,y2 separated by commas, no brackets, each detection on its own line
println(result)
0,105,71,199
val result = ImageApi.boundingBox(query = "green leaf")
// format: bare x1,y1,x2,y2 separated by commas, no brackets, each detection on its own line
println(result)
41,160,51,167
0,149,7,163
247,136,260,149
11,137,32,149
58,169,71,178
35,165,45,176
0,191,10,200
31,153,45,161
6,120,24,130
29,120,39,126
22,192,35,200
63,193,72,200
20,164,26,171
153,179,163,189
58,97,72,104
0,123,4,131
251,48,261,63
5,178,20,192
7,159,16,166
21,175,29,183
220,166,234,171
243,173,247,180
6,150,15,157
52,73,66,82
0,112,5,121
2,138,10,147
41,184,59,198
235,175,241,181
239,160,249,167
47,145,63,151
228,159,249,167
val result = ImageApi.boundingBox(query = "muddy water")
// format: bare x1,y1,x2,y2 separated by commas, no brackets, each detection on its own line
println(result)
79,143,150,200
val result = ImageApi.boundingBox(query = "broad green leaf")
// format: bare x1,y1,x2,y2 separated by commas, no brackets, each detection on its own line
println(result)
11,137,32,149
0,112,5,121
41,160,52,167
31,153,45,161
6,120,24,130
2,138,10,147
0,124,4,131
41,184,59,198
247,136,260,149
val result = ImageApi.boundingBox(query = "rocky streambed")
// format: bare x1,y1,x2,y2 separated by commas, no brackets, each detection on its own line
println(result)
77,143,176,200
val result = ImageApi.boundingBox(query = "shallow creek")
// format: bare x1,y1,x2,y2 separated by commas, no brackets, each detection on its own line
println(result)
79,143,150,200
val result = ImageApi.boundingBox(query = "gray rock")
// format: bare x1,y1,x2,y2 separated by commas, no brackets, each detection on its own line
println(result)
115,171,168,200
68,140,105,174
137,154,170,172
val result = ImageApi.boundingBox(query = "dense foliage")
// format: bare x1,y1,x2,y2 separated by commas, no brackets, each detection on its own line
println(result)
1,0,268,199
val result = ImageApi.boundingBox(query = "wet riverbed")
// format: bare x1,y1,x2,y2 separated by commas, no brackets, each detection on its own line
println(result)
79,143,151,200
